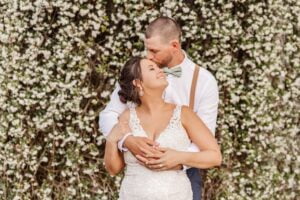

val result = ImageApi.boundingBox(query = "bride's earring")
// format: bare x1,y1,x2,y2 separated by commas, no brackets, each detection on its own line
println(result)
138,88,144,96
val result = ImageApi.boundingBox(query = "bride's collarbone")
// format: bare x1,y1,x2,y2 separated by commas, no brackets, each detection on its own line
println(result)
137,108,176,138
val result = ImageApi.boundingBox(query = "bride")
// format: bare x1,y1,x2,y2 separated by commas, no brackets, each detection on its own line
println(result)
104,57,222,200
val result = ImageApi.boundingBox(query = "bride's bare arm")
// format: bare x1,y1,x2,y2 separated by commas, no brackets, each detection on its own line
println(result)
179,106,222,168
104,110,130,175
146,106,221,170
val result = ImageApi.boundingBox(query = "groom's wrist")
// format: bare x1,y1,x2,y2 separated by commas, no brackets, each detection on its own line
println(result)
117,132,132,152
182,165,191,171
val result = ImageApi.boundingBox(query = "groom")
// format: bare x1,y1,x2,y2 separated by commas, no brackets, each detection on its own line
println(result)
99,17,219,200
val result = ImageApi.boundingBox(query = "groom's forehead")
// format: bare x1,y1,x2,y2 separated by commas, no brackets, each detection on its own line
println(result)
145,36,162,45
144,37,163,49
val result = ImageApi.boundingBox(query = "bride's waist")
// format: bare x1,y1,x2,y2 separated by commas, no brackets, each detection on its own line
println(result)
125,164,186,176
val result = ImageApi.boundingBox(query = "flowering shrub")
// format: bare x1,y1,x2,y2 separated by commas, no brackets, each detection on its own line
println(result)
0,0,299,199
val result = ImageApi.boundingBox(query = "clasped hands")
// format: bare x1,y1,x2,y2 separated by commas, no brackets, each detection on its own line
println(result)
124,136,183,171
109,119,183,171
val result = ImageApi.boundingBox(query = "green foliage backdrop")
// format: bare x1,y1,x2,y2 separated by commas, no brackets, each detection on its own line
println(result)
0,0,299,199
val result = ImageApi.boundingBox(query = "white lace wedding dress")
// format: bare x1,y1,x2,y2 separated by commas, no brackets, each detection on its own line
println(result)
118,105,193,200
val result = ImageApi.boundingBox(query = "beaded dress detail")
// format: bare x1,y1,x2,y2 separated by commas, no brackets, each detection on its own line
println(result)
119,105,192,200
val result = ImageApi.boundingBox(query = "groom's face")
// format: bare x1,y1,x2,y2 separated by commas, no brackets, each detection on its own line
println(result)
144,36,173,68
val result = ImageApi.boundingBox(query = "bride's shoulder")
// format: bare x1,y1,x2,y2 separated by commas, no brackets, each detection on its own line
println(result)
119,109,130,122
181,106,196,123
180,105,192,112
164,103,192,113
164,103,177,109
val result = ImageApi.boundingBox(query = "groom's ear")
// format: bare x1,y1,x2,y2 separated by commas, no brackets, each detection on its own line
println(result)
170,39,180,49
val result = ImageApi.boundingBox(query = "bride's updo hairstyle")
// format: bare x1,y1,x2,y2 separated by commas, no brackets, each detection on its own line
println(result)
118,56,143,106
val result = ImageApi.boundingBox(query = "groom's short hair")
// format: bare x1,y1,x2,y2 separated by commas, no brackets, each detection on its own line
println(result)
145,17,182,44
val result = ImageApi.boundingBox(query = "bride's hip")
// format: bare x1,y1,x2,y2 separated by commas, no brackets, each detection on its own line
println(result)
119,173,192,200
121,171,191,188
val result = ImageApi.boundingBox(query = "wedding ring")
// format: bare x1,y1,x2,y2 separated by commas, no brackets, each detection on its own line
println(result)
159,164,163,168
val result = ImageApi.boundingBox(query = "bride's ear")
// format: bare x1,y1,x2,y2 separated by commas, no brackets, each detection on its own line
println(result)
132,79,143,90
132,79,137,87
132,79,141,88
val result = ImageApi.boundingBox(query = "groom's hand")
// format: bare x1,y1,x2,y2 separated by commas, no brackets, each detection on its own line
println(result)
145,147,183,171
124,136,160,161
136,155,182,171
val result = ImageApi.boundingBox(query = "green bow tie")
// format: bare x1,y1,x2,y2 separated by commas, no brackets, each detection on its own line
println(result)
163,66,182,78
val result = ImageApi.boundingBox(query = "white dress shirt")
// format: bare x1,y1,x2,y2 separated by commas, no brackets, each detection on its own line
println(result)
99,51,219,152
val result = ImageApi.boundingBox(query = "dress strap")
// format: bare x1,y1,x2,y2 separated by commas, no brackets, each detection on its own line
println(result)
129,107,144,135
174,105,182,119
168,105,182,129
129,107,135,118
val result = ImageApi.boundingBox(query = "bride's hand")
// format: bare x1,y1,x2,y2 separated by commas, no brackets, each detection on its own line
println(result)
145,147,183,171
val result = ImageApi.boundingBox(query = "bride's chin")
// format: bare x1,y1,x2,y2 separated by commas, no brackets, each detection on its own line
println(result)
162,80,168,86
162,83,168,90
161,81,168,88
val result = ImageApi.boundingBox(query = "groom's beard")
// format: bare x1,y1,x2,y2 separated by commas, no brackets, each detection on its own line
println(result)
154,58,172,68
149,59,164,68
156,62,165,68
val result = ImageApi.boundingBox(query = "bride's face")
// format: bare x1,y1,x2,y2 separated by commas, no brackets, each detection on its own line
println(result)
139,59,168,91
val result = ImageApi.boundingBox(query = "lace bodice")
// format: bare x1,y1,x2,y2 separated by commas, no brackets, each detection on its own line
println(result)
128,104,191,150
119,105,192,200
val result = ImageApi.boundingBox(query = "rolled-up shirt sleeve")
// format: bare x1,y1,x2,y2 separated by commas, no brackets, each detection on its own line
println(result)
99,83,127,137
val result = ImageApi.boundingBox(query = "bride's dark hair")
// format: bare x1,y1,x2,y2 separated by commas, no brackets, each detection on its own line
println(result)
118,56,143,106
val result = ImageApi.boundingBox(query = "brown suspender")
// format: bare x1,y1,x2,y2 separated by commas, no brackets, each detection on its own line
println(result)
189,65,200,110
189,65,205,199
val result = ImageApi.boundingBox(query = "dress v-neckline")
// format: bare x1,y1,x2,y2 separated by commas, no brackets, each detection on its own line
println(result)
133,105,178,141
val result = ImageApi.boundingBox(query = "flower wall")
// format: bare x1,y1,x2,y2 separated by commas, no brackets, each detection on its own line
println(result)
0,0,299,199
